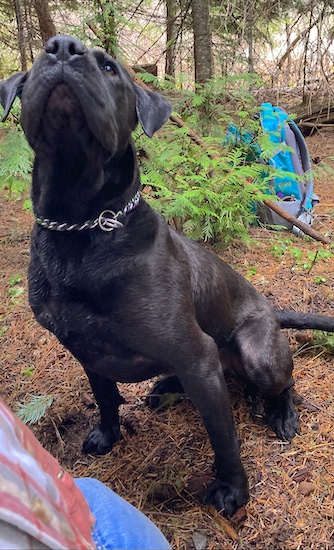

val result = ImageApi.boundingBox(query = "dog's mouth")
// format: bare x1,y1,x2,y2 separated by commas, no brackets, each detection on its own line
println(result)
43,83,89,139
37,82,108,160
46,82,81,119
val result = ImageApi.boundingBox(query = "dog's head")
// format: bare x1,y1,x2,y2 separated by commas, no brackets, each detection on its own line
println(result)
0,35,172,157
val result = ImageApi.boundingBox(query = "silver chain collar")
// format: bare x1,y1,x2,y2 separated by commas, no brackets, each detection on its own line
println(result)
35,191,141,232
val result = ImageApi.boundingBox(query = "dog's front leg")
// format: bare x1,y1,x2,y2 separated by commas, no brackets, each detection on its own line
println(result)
178,334,249,517
83,370,125,455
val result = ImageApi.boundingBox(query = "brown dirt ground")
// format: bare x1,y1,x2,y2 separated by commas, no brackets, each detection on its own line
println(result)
0,129,334,550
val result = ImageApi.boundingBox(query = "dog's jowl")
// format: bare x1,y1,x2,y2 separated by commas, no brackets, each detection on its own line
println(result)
1,35,334,518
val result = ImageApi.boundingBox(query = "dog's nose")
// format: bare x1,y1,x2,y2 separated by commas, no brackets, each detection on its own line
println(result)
45,35,87,61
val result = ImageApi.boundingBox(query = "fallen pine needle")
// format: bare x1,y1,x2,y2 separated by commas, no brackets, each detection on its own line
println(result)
207,505,239,541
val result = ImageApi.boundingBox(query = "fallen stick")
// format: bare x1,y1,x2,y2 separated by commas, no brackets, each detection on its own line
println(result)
261,199,330,244
126,64,331,245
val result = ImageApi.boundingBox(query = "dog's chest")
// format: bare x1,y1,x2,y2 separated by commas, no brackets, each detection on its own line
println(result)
34,295,162,381
29,259,164,383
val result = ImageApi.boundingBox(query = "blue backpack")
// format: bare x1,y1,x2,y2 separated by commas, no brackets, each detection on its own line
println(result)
226,102,318,233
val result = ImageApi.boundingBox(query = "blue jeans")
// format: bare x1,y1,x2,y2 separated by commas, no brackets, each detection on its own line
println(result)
74,478,170,550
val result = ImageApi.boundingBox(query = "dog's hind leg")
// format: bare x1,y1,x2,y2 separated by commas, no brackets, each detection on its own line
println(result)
83,370,125,455
235,316,300,441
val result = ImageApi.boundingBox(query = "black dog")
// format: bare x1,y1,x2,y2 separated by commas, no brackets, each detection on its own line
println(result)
1,35,334,517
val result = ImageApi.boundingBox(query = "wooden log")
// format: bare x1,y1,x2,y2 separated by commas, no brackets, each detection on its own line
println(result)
294,105,334,125
298,121,334,128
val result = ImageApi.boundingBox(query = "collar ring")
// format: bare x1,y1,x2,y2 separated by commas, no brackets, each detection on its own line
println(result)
98,210,124,232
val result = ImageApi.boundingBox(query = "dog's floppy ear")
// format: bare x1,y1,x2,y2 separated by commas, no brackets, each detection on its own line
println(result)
0,72,27,122
134,83,172,138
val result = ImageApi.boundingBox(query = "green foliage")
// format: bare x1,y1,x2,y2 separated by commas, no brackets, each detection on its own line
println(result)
138,130,270,243
0,121,33,199
0,315,8,338
21,365,35,377
270,238,334,271
245,265,258,279
9,274,22,286
7,273,25,305
291,248,334,271
313,276,327,284
16,394,54,424
91,0,119,55
135,73,289,243
8,285,24,303
312,331,334,354
270,244,284,258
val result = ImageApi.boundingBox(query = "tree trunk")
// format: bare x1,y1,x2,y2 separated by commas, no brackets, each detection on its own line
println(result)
93,0,117,57
25,0,35,63
13,0,27,71
165,0,177,78
104,5,117,57
192,0,213,84
245,0,254,73
284,20,291,85
33,0,56,42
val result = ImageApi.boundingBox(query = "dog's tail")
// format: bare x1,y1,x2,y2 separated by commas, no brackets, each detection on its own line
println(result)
276,309,334,331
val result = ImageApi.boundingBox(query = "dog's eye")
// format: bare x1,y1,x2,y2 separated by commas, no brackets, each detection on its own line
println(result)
101,62,116,75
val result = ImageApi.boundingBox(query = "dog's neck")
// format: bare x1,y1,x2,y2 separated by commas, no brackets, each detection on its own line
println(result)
31,141,141,224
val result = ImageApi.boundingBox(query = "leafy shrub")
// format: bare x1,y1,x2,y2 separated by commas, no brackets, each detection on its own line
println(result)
137,130,272,243
0,116,33,199
135,73,280,243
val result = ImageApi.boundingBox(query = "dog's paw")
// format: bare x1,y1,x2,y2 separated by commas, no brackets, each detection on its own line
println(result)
267,406,300,441
266,389,300,441
145,376,185,409
83,425,121,455
203,477,249,518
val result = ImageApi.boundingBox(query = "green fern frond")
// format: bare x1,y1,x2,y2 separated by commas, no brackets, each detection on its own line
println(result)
16,394,54,425
0,125,33,198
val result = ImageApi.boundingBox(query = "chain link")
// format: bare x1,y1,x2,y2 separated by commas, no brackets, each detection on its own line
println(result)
35,192,141,232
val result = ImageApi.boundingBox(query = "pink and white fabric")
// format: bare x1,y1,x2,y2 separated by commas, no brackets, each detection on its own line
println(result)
0,398,95,549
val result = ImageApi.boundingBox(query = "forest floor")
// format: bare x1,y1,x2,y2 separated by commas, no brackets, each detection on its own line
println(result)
0,129,334,549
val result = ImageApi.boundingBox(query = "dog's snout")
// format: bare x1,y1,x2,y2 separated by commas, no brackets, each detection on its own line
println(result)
45,35,87,61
